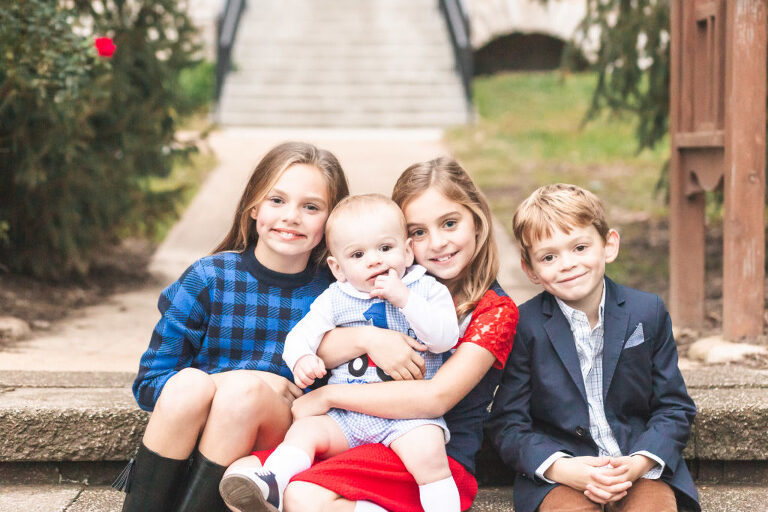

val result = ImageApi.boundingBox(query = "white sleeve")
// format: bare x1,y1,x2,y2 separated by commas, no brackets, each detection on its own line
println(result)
399,279,458,353
631,450,665,479
535,452,572,483
282,290,337,372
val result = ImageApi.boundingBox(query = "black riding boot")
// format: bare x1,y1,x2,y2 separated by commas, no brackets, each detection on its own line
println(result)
118,441,189,512
174,449,229,512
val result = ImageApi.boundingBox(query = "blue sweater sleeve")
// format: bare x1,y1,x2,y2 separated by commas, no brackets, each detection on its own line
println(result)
132,262,211,411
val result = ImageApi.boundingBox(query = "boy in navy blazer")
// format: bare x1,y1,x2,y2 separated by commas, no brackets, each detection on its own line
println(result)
488,184,699,512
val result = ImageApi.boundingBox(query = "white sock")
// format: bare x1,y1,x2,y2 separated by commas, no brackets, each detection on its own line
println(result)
354,500,388,512
418,476,460,512
262,444,312,492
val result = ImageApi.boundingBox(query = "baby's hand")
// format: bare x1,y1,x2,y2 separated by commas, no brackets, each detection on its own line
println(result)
293,354,326,388
370,268,410,308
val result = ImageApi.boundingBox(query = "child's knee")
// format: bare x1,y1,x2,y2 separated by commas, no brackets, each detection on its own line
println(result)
212,372,273,423
283,481,330,512
154,368,216,421
391,426,451,482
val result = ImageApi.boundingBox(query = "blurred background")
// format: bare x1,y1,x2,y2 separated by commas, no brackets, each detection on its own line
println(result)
0,0,736,346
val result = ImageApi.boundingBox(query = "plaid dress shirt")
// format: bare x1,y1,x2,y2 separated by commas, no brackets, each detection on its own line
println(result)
132,247,332,411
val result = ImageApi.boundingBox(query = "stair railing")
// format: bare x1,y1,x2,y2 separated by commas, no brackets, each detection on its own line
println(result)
439,0,473,109
216,0,247,101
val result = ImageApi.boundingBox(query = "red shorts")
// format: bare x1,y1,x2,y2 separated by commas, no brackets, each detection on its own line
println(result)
252,444,477,512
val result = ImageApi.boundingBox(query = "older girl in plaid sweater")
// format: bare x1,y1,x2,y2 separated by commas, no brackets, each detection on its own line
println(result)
119,142,349,512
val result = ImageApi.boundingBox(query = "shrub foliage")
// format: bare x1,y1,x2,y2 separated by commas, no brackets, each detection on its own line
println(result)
0,0,200,278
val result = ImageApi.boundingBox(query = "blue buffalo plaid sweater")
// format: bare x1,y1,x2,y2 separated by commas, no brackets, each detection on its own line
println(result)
132,247,332,411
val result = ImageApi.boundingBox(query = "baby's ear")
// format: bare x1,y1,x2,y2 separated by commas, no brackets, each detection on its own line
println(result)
326,256,347,282
404,238,415,267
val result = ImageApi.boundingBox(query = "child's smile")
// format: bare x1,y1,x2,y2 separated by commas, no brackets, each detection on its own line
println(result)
523,224,620,316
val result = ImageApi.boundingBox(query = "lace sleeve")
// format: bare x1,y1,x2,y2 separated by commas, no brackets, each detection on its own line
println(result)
457,290,519,369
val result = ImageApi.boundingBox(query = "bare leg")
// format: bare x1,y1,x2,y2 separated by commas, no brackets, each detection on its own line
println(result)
283,481,355,512
142,368,216,459
199,370,294,465
389,425,451,485
390,425,457,512
281,415,350,461
220,416,349,512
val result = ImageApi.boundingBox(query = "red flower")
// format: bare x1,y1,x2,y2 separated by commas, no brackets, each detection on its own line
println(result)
94,37,116,58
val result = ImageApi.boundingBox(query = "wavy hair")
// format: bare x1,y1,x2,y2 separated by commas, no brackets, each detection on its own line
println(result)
392,157,499,318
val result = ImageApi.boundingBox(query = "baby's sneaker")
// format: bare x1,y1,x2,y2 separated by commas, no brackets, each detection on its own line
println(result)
219,467,282,512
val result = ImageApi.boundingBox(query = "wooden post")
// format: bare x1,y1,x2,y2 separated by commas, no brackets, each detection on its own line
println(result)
722,0,766,339
669,0,706,329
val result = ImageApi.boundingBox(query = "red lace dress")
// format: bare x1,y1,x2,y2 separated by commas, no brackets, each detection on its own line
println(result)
285,286,519,511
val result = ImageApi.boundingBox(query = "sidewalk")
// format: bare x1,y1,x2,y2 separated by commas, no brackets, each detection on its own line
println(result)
0,128,539,374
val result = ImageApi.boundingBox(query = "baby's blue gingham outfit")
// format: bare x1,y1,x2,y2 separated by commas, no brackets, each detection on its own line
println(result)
283,265,457,447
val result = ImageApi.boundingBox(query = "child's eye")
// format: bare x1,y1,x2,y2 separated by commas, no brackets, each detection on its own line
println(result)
410,228,425,238
443,220,457,229
268,197,283,205
575,244,587,252
304,203,319,212
380,245,391,252
541,254,555,263
351,251,364,259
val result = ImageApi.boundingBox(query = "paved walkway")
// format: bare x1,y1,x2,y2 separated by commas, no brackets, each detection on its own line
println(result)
0,128,539,373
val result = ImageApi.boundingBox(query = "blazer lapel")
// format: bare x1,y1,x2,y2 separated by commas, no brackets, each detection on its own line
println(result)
602,278,629,397
542,294,588,403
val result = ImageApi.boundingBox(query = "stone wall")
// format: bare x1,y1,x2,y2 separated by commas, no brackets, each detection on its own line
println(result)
466,0,586,49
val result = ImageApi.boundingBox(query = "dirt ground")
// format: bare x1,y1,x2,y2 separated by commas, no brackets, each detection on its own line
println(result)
0,238,157,348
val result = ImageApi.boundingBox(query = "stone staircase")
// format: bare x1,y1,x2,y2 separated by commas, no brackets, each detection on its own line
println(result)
2,367,768,510
216,0,470,127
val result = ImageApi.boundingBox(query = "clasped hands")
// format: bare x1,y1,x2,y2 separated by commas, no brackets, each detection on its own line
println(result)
545,454,657,504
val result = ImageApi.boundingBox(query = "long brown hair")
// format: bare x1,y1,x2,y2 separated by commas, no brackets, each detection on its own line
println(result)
213,141,349,267
392,157,499,318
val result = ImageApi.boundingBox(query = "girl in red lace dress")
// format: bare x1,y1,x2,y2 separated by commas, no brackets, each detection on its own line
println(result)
222,157,519,512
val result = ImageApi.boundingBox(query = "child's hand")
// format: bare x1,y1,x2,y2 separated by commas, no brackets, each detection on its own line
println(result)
369,268,410,308
545,456,632,504
291,386,332,421
293,354,327,388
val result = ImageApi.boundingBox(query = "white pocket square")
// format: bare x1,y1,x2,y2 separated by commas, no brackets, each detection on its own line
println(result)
624,323,645,349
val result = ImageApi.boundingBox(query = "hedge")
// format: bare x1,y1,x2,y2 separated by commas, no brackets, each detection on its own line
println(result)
0,0,203,278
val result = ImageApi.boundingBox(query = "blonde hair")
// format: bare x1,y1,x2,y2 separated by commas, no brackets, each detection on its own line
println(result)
392,157,499,318
513,183,609,267
214,141,350,267
325,194,407,254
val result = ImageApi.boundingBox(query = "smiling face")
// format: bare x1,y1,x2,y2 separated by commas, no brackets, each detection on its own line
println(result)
402,188,477,290
522,223,620,315
326,206,413,293
251,163,330,273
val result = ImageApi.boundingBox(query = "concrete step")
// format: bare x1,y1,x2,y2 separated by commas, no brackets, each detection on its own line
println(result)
228,53,456,70
218,97,467,116
224,69,462,86
221,83,465,98
1,484,767,512
2,368,767,479
215,110,469,128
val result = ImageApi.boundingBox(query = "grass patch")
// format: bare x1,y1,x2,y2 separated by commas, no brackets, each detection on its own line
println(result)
445,71,670,294
131,147,218,243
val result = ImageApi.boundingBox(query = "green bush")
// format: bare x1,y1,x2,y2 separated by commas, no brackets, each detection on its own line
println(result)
0,0,201,278
175,60,216,116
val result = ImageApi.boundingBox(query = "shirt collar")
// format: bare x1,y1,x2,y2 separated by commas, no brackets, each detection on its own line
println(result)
337,264,426,300
555,279,606,328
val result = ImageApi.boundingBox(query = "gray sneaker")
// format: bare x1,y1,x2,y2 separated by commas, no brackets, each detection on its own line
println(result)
219,467,281,512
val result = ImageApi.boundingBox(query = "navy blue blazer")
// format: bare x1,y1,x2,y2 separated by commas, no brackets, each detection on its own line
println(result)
487,278,699,512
